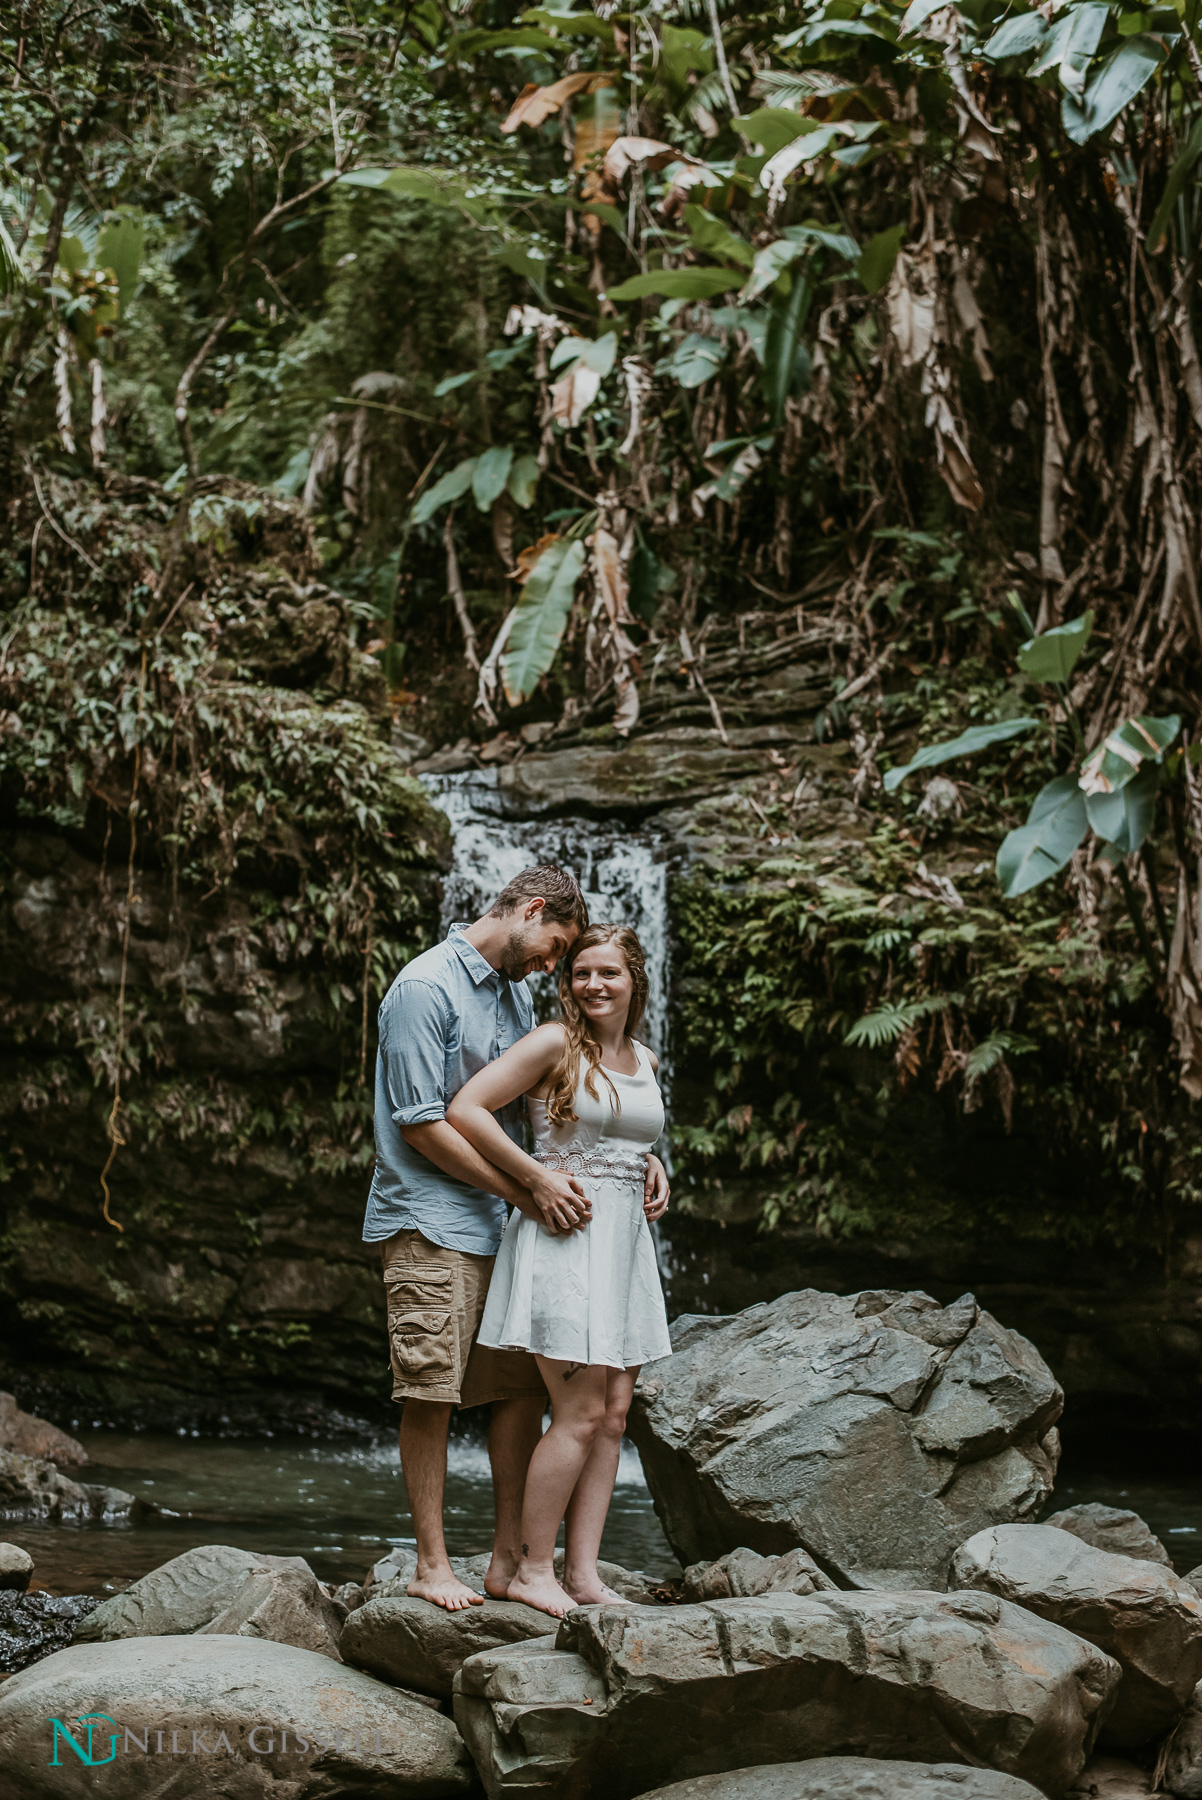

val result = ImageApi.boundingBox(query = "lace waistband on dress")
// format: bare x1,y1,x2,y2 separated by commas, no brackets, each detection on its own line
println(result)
534,1145,648,1186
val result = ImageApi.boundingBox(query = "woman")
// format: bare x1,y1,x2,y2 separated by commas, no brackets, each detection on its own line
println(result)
446,923,671,1619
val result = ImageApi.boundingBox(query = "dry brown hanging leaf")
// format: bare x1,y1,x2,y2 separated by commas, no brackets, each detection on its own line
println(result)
500,71,601,134
551,361,602,429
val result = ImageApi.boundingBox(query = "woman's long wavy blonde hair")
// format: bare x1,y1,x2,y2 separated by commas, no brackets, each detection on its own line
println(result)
545,924,649,1126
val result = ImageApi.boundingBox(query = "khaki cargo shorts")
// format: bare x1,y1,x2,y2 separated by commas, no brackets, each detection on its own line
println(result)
381,1229,547,1409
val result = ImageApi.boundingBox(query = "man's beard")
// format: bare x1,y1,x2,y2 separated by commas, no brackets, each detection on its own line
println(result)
498,929,534,982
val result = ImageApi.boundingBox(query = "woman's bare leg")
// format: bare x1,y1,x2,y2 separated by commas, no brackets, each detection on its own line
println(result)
506,1357,607,1619
562,1366,639,1604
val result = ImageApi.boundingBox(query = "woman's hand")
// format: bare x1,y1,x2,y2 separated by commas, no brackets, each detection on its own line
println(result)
531,1168,591,1234
644,1154,670,1223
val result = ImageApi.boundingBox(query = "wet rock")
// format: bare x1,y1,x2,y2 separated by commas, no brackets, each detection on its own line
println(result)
453,1588,1118,1800
627,1287,1062,1588
497,732,770,817
0,1394,86,1467
1046,1502,1172,1567
200,1563,344,1661
1162,1680,1202,1795
0,1448,139,1523
1064,1758,1154,1798
0,1591,99,1675
951,1522,1202,1746
344,1593,557,1699
75,1542,312,1641
0,1542,33,1592
633,1761,1048,1800
682,1545,836,1602
0,1634,474,1797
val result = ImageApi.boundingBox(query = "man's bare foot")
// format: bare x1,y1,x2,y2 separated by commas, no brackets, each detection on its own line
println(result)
506,1567,578,1619
484,1549,520,1599
563,1574,630,1605
407,1568,485,1611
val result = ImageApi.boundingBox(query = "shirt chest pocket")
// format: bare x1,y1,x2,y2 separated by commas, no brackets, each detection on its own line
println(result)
384,1263,455,1382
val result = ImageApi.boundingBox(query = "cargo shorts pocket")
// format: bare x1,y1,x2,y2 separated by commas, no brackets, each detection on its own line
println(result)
385,1266,455,1386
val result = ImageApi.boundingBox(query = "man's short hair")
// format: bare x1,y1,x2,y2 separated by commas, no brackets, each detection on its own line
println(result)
489,865,589,932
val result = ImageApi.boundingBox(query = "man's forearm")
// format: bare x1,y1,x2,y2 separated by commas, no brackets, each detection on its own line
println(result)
401,1119,528,1207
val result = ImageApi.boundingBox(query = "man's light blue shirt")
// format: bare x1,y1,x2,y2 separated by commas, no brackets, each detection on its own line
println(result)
362,924,535,1255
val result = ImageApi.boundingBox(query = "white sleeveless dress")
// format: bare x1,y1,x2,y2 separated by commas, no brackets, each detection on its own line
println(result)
477,1041,672,1369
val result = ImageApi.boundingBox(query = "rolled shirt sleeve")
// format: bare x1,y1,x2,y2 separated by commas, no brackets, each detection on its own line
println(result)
382,980,450,1127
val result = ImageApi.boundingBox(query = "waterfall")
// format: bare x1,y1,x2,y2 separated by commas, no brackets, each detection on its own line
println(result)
421,771,672,1101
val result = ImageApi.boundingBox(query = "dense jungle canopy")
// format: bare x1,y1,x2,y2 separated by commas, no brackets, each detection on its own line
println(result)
5,0,1202,1423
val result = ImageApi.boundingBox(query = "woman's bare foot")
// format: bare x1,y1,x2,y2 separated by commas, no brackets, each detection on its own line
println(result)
507,1566,578,1619
484,1549,519,1599
563,1573,629,1605
407,1566,485,1611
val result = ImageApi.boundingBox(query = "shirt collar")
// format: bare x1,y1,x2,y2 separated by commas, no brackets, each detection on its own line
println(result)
448,922,503,988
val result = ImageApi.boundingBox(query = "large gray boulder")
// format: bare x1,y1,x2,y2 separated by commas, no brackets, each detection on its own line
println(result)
453,1587,1118,1800
1045,1503,1172,1568
952,1522,1202,1746
200,1563,344,1660
633,1762,1048,1800
75,1542,315,1641
627,1288,1062,1587
344,1592,559,1698
0,1634,474,1798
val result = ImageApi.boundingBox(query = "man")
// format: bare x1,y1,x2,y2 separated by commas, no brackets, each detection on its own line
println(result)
364,865,668,1611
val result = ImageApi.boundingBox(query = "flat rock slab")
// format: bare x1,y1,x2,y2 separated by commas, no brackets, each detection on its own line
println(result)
627,1286,1062,1588
1045,1503,1172,1568
497,737,769,816
0,1393,87,1467
453,1587,1118,1800
633,1760,1047,1799
0,1633,475,1798
952,1522,1202,1747
343,1593,558,1698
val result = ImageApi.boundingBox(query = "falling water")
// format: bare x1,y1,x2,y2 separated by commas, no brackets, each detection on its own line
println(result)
421,770,673,1103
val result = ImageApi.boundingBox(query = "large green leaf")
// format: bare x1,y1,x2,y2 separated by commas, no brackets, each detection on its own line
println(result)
1057,3,1109,101
1062,36,1164,143
472,445,514,512
844,993,956,1049
883,718,1041,792
997,774,1090,897
96,213,143,317
1016,610,1093,684
744,239,806,305
502,538,587,704
1084,761,1158,856
507,453,540,509
411,456,477,525
1078,713,1180,794
606,268,745,303
521,6,614,39
857,224,906,295
1147,115,1202,254
762,271,813,427
735,108,812,154
982,12,1049,58
662,333,727,388
684,204,755,269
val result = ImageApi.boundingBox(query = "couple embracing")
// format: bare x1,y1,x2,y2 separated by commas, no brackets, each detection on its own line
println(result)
362,865,671,1621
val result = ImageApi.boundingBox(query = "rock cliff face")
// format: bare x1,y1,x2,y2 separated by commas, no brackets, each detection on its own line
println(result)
0,475,446,1429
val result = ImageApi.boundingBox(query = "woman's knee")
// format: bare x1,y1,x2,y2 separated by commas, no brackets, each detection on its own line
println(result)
598,1397,629,1441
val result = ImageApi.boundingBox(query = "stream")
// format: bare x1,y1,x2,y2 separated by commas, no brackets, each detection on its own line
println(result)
14,1430,1202,1600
